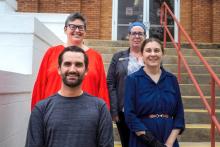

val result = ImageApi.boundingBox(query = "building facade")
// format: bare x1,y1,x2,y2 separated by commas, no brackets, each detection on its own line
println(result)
17,0,220,43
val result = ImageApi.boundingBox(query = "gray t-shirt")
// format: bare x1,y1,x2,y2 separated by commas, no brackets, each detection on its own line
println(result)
25,92,113,147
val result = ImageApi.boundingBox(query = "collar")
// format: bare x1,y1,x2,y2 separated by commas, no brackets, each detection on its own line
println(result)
135,66,172,78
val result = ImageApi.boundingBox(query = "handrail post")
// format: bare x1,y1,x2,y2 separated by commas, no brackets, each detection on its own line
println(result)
177,26,181,82
211,77,216,147
160,4,164,28
163,6,167,48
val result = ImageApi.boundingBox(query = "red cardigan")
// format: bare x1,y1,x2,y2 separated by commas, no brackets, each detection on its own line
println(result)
31,45,110,109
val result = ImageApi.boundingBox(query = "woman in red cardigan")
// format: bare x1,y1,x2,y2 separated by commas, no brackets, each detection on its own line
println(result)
31,12,110,110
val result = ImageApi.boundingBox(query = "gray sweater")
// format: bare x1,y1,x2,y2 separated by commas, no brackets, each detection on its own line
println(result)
25,92,113,147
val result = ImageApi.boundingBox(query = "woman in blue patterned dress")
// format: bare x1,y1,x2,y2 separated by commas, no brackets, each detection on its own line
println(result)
124,38,185,147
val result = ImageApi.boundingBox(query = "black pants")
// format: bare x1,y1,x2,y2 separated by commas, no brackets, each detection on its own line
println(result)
116,111,130,147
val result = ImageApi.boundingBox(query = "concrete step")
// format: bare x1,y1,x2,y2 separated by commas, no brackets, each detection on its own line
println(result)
104,73,220,96
179,142,220,147
85,39,220,49
166,48,220,57
85,40,129,47
94,47,220,57
164,64,220,75
114,142,220,147
163,55,220,65
183,96,220,109
94,46,127,54
102,54,220,65
166,43,220,49
179,124,220,142
113,124,220,142
180,84,220,96
104,63,220,80
167,73,220,85
184,109,220,124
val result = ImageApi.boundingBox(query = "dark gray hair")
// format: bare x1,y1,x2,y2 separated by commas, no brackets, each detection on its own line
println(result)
58,46,89,70
64,12,87,30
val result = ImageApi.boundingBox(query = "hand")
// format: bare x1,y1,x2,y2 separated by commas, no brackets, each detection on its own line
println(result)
136,131,146,136
138,131,166,147
164,143,173,147
112,115,119,123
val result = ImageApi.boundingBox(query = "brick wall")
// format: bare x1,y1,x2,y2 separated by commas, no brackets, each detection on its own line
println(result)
17,0,39,12
17,0,220,42
100,0,112,39
56,0,81,13
212,0,220,43
18,0,81,13
81,0,101,39
181,0,220,43
180,0,192,42
191,0,212,42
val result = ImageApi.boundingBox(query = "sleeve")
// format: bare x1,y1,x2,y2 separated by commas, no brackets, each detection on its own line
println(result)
97,103,114,147
172,77,185,134
96,53,110,109
25,105,45,147
124,75,148,132
107,54,118,116
31,49,51,110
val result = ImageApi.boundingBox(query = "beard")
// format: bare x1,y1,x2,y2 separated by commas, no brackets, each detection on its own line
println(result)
61,71,86,88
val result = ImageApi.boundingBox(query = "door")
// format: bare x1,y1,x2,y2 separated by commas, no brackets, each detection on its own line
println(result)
148,0,175,40
115,0,146,40
112,0,179,41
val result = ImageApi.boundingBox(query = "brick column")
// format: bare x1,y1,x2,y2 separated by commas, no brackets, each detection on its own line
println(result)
212,0,220,43
100,0,112,40
192,0,212,43
180,0,192,42
81,0,101,39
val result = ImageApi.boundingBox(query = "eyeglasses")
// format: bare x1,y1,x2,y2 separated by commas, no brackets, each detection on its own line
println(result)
130,32,145,37
67,24,85,31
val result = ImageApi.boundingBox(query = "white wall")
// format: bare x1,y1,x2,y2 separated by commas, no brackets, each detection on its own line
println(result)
0,0,17,13
0,13,63,147
0,0,68,42
17,12,69,43
34,13,68,43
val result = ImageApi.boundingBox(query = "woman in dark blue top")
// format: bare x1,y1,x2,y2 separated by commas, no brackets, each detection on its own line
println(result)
124,38,185,147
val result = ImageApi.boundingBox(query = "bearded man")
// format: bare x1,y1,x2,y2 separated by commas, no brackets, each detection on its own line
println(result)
25,46,113,147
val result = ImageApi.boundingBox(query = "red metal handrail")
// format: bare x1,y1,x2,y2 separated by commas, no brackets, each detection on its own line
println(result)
160,2,220,147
